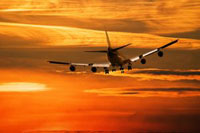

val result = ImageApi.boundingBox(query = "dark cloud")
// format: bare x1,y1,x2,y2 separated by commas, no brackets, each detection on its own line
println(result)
131,69,200,76
120,92,139,95
123,48,200,70
0,13,150,33
162,29,200,40
87,87,200,97
0,15,13,23
142,112,200,132
125,88,200,92
24,130,126,133
156,1,179,15
0,33,43,48
178,79,200,84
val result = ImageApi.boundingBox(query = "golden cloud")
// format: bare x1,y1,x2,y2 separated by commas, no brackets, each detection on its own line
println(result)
0,0,199,35
0,22,199,49
0,82,49,92
96,69,200,81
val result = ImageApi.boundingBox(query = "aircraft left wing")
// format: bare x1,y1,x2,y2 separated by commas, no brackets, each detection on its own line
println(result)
48,61,111,67
130,39,178,63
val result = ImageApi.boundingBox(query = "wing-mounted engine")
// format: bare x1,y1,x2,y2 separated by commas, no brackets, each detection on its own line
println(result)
69,65,76,71
91,67,97,73
158,51,164,57
140,58,146,64
139,55,146,64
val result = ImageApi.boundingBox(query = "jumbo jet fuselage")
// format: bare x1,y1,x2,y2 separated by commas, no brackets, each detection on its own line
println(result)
86,31,132,68
107,48,130,67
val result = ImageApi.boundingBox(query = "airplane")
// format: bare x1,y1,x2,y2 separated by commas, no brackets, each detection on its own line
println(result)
48,31,178,74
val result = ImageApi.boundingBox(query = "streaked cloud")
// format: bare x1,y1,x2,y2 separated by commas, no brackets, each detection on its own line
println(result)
0,22,199,49
85,87,200,97
96,69,200,81
0,82,49,92
0,68,200,133
0,0,199,37
132,68,200,76
0,0,199,49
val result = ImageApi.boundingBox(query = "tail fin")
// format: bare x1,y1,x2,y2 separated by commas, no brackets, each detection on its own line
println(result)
105,30,111,49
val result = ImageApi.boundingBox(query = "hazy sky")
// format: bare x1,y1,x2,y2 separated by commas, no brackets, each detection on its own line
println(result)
0,0,200,133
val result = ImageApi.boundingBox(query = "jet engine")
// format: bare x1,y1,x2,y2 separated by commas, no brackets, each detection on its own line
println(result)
69,65,76,71
158,51,164,57
91,67,97,73
141,58,146,64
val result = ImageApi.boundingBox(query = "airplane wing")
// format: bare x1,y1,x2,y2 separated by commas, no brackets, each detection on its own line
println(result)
130,39,179,62
48,61,111,68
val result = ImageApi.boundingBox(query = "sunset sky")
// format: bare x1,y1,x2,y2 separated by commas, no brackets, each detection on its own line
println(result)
0,0,200,133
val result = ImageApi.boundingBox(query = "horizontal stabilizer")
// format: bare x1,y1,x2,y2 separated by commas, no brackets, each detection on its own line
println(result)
48,61,70,65
113,43,132,51
84,50,107,53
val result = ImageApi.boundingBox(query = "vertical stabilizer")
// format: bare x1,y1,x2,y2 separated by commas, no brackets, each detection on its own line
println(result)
105,30,111,49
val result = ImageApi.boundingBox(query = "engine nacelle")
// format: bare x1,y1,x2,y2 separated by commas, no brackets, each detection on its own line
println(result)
158,51,164,57
141,58,146,64
91,67,97,73
69,65,76,71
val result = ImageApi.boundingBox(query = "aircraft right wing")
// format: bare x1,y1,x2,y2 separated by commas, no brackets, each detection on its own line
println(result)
130,39,179,63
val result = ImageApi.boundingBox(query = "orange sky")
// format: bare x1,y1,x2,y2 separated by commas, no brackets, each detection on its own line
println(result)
0,68,200,133
0,0,200,133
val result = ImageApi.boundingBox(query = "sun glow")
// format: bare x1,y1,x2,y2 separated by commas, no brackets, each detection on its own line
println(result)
0,82,49,92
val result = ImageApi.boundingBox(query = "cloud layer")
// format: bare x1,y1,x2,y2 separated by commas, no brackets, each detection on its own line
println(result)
0,0,199,49
0,68,200,133
0,0,199,35
86,87,200,97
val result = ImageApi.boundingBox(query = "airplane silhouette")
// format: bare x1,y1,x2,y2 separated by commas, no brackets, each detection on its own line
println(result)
48,31,178,74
